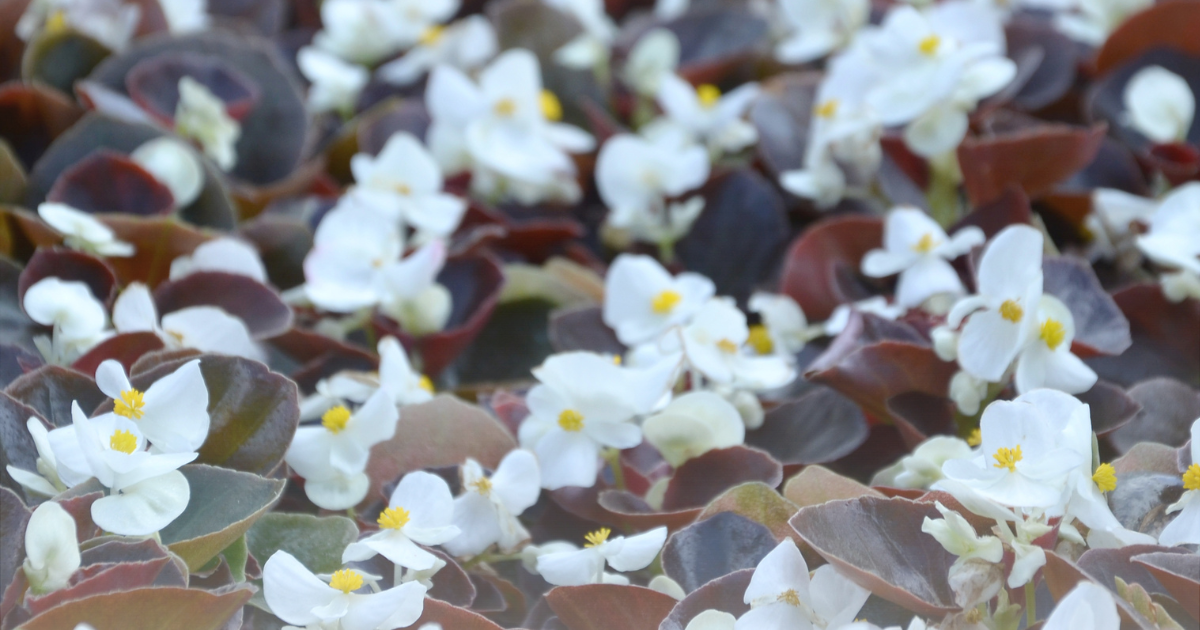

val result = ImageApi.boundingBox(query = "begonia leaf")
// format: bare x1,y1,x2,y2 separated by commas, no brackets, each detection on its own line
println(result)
245,512,358,575
661,512,777,594
1131,552,1200,622
20,30,110,96
71,332,166,376
96,215,212,287
546,584,679,630
451,299,557,385
698,481,800,544
1095,0,1200,74
153,271,293,338
412,597,506,630
0,486,30,603
0,82,83,170
668,5,769,82
1077,545,1192,601
584,487,703,532
780,215,882,321
746,386,869,466
17,247,117,308
0,393,43,500
658,568,753,630
749,71,820,178
548,305,625,356
16,584,253,630
887,391,956,448
46,149,174,216
661,446,782,511
5,364,103,428
125,53,261,126
238,213,312,291
1110,378,1200,454
24,557,184,616
957,119,1106,207
782,465,884,509
1042,255,1130,357
1086,283,1200,387
1003,17,1078,111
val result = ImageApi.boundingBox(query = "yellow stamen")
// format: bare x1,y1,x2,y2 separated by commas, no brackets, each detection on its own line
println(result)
584,527,611,548
558,409,584,432
999,299,1023,323
45,9,68,34
612,355,622,366
651,290,682,314
113,388,145,420
419,24,445,46
329,569,363,594
1184,463,1200,492
816,99,839,119
471,477,492,495
696,84,721,108
1092,463,1117,493
716,339,738,353
395,182,412,195
967,428,981,447
1039,319,1066,351
748,325,774,355
378,506,411,530
540,90,563,121
494,97,517,117
992,445,1023,472
109,429,138,454
777,589,802,606
913,233,937,254
418,376,434,393
918,34,941,56
322,406,352,434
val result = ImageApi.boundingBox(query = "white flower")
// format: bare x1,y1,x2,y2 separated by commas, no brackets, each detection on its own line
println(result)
775,0,868,63
175,77,240,171
112,282,264,361
342,470,461,570
518,352,680,489
657,75,760,154
547,0,617,70
862,207,984,309
642,391,745,467
949,370,988,416
1054,0,1152,46
23,277,109,364
1159,419,1200,547
16,0,138,51
63,402,197,535
169,237,267,283
5,417,66,496
1012,296,1097,395
298,46,369,116
377,337,435,406
350,132,468,240
922,501,1003,567
443,450,541,557
822,297,905,336
686,610,737,630
602,254,715,346
312,0,407,65
285,389,399,510
622,29,680,98
1137,183,1200,302
264,551,427,630
991,515,1053,588
736,539,870,630
37,203,134,257
1123,66,1195,144
130,137,204,208
747,292,812,357
22,501,80,595
377,15,497,86
948,224,1044,383
680,298,796,390
536,526,667,586
889,436,973,489
94,358,210,454
1044,582,1119,630
1090,187,1159,249
158,0,207,32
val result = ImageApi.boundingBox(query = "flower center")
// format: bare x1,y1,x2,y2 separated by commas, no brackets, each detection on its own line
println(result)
966,428,981,447
114,388,145,420
999,299,1023,323
329,569,363,594
109,429,138,454
378,506,411,530
322,405,352,434
748,325,773,355
584,527,611,548
816,98,839,119
418,376,434,393
777,589,802,606
419,24,444,46
651,289,682,314
716,339,739,354
471,477,492,495
696,84,721,108
912,233,937,254
992,445,1023,472
540,90,563,121
46,9,69,34
395,182,412,196
918,34,941,56
1184,463,1200,492
1092,463,1117,493
558,409,584,432
1039,318,1065,350
494,98,517,117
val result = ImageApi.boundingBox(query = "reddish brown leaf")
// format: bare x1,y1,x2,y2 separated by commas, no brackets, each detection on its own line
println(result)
46,149,175,215
662,446,783,511
16,584,253,630
1095,0,1200,74
1131,552,1200,622
659,568,753,630
780,215,883,321
412,597,505,630
153,271,293,338
126,53,261,126
71,332,165,376
958,123,1107,206
546,584,678,630
0,82,83,170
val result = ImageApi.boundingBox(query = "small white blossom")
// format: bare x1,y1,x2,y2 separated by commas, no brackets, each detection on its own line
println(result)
175,77,240,171
443,450,541,557
657,75,760,155
1159,419,1200,547
602,254,715,346
679,298,796,390
112,282,264,361
297,46,369,116
94,358,210,454
1044,582,1120,630
642,391,745,467
169,237,267,283
736,539,870,630
130,137,204,208
1123,66,1195,144
775,0,868,63
862,207,984,309
22,501,80,595
622,29,680,98
537,526,667,586
378,15,497,86
350,132,468,240
342,470,461,570
38,203,134,257
264,551,427,630
23,277,109,365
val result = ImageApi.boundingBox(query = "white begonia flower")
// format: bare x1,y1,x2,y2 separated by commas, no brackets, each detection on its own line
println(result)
169,237,267,283
94,358,210,454
686,610,737,630
23,277,110,364
158,0,207,32
285,389,399,510
378,15,497,86
1012,295,1097,395
16,0,139,51
6,417,67,496
175,76,240,171
377,337,435,407
862,207,984,309
947,224,1045,384
297,46,369,116
949,370,988,416
596,126,710,245
650,574,687,600
1137,183,1200,302
642,391,745,467
931,325,959,361
443,450,541,557
518,351,681,490
992,515,1053,588
680,298,796,390
1123,66,1195,144
655,0,688,19
342,470,461,570
130,136,204,209
747,292,813,357
1159,419,1200,547
112,282,264,361
602,254,715,346
37,203,134,257
63,401,197,535
312,0,406,65
775,0,869,63
623,29,681,98
1054,0,1151,46
1090,187,1159,251
736,539,870,630
547,0,617,70
888,436,973,489
656,75,761,155
921,501,1004,606
22,501,80,595
350,132,468,240
536,526,668,586
1044,581,1120,630
822,297,905,336
264,551,427,630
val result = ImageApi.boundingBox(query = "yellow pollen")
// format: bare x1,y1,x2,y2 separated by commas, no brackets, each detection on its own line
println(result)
913,233,937,254
612,355,622,365
395,182,412,195
322,405,352,434
329,569,363,594
418,376,434,393
471,477,493,495
419,24,445,46
113,388,145,420
967,428,981,447
716,339,739,354
816,99,839,119
540,90,563,121
748,325,774,355
999,299,1023,323
1184,463,1200,492
918,34,941,56
777,589,802,606
696,84,721,108
1039,318,1066,351
109,429,138,454
494,97,517,117
558,409,584,432
378,506,411,530
1092,463,1117,493
584,527,611,548
651,289,682,314
45,9,68,34
992,445,1023,472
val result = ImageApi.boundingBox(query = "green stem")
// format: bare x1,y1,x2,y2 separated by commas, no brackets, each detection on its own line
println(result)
462,551,523,570
346,507,357,521
604,447,626,492
1025,580,1036,626
657,238,676,265
927,151,963,228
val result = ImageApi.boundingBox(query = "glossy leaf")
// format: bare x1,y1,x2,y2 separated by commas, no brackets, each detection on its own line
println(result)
1095,0,1200,74
0,82,83,170
16,584,253,630
246,512,358,575
100,216,212,287
1003,17,1078,111
887,391,957,448
661,446,783,511
661,512,777,594
153,271,294,339
746,386,869,466
0,486,30,603
46,149,175,215
5,364,104,428
1131,552,1200,622
0,393,43,500
780,215,882,321
546,584,679,630
749,71,820,178
957,119,1106,207
71,332,165,376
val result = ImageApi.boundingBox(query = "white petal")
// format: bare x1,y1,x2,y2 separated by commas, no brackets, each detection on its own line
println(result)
140,359,210,454
1044,582,1119,630
537,548,605,586
305,471,370,511
130,137,205,208
91,470,190,536
22,501,80,594
346,581,427,630
442,492,501,557
263,550,339,626
161,306,263,361
605,526,667,572
95,359,132,400
389,470,455,531
490,448,541,515
744,539,809,604
111,283,159,333
535,429,601,490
